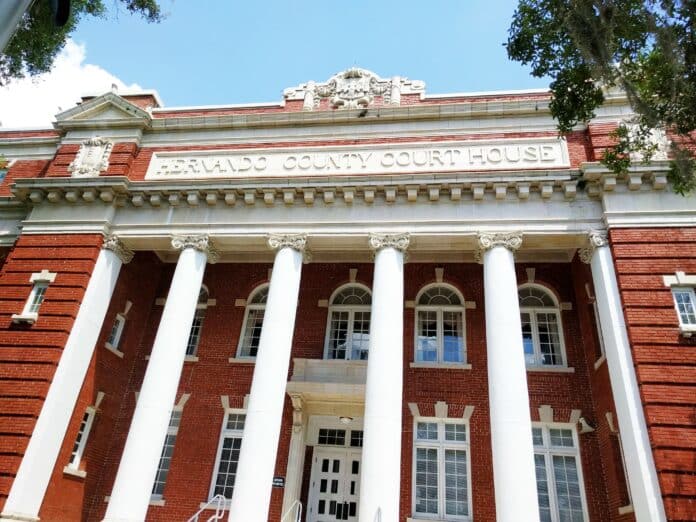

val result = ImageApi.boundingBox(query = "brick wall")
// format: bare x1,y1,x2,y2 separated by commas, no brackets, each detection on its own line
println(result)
0,234,103,510
610,228,696,521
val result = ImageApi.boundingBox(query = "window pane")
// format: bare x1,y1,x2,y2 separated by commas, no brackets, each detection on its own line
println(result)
416,310,438,362
674,290,696,325
418,286,462,306
241,309,264,356
213,437,242,499
442,311,464,363
550,428,574,448
29,285,47,313
537,312,562,365
521,312,535,364
415,447,438,514
553,455,585,521
535,454,552,522
532,427,544,447
186,309,205,356
444,449,469,516
318,429,346,446
328,311,349,360
69,411,92,466
416,422,438,440
226,414,246,431
351,311,370,360
152,433,177,496
444,423,466,442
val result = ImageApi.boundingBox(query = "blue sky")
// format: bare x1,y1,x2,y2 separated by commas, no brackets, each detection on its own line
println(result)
70,0,548,106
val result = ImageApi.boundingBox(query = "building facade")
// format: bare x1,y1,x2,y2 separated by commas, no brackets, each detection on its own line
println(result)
0,69,693,522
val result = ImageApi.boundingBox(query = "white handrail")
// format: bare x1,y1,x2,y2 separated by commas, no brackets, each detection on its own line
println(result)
281,499,303,522
186,494,226,522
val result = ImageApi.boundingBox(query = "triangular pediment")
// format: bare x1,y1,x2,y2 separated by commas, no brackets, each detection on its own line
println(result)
54,92,151,130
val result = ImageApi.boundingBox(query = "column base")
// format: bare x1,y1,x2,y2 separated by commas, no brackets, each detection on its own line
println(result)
0,512,40,522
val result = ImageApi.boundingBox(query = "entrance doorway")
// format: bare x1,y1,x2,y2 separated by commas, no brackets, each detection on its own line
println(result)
307,447,361,521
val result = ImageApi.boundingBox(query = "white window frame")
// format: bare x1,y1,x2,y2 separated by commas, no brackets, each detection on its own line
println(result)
106,313,126,351
519,284,567,368
532,423,590,522
411,417,472,521
12,269,56,324
323,283,372,361
671,286,696,333
64,391,103,477
208,408,246,503
151,408,183,501
236,284,268,358
414,284,467,365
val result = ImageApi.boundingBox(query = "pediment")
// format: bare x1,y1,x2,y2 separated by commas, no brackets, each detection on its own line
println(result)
54,92,151,129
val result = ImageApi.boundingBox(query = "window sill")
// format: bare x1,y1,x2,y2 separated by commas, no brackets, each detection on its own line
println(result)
11,312,38,325
407,517,471,522
618,504,634,515
228,357,256,364
410,362,472,370
63,466,86,479
104,342,124,359
184,355,199,362
149,498,166,507
527,366,575,373
199,501,230,510
679,325,696,338
593,354,606,370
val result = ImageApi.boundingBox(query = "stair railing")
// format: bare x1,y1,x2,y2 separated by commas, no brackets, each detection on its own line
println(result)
186,494,226,522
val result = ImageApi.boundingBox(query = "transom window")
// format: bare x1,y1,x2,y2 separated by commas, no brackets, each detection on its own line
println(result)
413,419,471,520
519,285,566,367
415,285,466,364
209,411,246,501
325,285,371,360
672,287,696,327
186,286,209,356
533,425,588,522
238,284,268,357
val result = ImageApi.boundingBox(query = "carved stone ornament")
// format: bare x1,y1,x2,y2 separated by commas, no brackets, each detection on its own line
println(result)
102,235,134,264
68,136,113,177
369,233,410,253
171,235,219,263
283,68,425,110
477,232,523,253
627,124,670,162
267,233,308,253
578,230,609,264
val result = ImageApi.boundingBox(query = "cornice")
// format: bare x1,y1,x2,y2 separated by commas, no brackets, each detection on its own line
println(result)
580,161,671,194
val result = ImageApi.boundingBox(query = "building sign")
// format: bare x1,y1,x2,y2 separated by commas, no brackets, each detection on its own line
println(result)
145,138,569,180
272,476,285,488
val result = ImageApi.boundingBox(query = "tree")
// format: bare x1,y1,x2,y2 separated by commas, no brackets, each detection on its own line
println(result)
506,1,695,194
1,0,162,86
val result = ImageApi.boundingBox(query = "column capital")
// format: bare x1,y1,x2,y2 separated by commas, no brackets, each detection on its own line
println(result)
578,230,609,264
103,235,134,264
477,232,523,256
267,233,307,253
368,233,410,253
171,235,219,263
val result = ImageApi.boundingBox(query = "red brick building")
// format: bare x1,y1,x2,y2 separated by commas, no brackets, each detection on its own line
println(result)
0,69,693,522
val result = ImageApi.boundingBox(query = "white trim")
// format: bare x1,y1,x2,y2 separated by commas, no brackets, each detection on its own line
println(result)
105,313,126,352
414,283,467,366
323,283,372,361
104,343,124,359
236,283,269,358
66,406,97,472
527,366,575,373
207,408,246,503
409,362,472,370
519,283,568,368
62,466,86,478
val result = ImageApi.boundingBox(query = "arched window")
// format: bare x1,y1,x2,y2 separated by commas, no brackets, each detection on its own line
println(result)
237,284,269,358
325,284,372,360
186,285,209,357
415,284,465,364
519,284,565,367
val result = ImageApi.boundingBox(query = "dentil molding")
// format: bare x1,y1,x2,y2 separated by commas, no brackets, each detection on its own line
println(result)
102,235,134,264
171,235,219,263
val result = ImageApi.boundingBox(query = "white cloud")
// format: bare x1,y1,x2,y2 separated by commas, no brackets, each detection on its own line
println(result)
0,39,142,129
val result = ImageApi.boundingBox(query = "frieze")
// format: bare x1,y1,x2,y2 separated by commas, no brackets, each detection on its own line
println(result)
145,138,570,180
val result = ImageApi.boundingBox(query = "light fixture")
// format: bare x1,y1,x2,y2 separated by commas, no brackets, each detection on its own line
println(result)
339,416,353,425
578,417,595,434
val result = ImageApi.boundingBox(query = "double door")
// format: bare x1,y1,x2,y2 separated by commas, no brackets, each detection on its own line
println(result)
307,447,361,521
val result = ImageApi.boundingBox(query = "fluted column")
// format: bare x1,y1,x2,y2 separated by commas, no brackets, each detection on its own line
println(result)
104,236,216,522
358,233,409,522
479,232,540,522
0,236,131,522
580,231,666,522
229,234,306,522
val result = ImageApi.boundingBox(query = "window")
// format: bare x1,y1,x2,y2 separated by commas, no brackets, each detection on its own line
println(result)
519,285,566,367
12,270,57,324
237,285,268,357
533,425,588,522
67,407,97,470
186,286,209,356
209,412,246,501
325,284,371,360
672,287,696,328
413,419,471,520
152,410,182,499
415,285,466,364
106,314,126,350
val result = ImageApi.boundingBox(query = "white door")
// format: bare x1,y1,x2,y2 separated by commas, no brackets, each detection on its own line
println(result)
307,447,361,521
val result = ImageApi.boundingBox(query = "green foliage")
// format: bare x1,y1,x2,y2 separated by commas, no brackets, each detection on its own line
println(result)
506,0,696,194
0,0,162,86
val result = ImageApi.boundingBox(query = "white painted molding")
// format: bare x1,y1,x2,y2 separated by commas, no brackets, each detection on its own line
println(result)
527,366,575,373
434,401,448,419
409,362,472,370
462,405,475,421
29,269,56,283
539,405,554,423
663,271,696,287
93,391,105,410
569,409,582,425
220,395,230,410
228,357,255,364
62,466,86,479
104,343,124,358
407,403,420,417
176,393,191,409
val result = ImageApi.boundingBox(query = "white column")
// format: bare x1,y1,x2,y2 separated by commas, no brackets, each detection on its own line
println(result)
281,395,306,520
0,236,132,522
358,233,409,522
581,231,667,522
104,236,216,522
479,232,540,522
229,234,306,522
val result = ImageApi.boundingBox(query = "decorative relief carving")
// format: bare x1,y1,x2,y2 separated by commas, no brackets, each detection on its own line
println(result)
68,137,113,177
171,235,219,263
477,232,523,252
102,235,134,264
290,394,304,433
628,125,670,162
368,233,410,253
283,68,425,110
267,234,308,253
578,230,609,264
